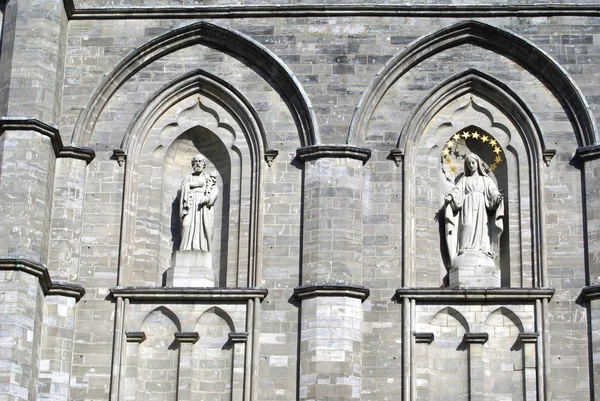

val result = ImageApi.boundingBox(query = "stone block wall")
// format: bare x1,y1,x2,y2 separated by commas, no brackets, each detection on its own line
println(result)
0,1,600,400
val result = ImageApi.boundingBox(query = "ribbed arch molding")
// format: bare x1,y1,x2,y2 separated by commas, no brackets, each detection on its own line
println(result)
348,20,598,147
71,20,318,147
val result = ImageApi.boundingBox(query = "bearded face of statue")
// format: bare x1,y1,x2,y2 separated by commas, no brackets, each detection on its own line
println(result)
191,156,206,174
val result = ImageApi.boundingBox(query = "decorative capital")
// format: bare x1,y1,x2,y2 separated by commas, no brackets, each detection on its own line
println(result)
125,331,146,343
414,332,434,344
112,149,127,167
575,144,600,163
463,332,488,344
581,284,600,301
174,332,199,343
229,332,248,343
296,145,371,164
389,149,404,166
518,332,538,344
264,149,279,167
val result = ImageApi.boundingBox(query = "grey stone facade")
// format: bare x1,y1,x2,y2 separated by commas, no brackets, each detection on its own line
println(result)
1,1,600,400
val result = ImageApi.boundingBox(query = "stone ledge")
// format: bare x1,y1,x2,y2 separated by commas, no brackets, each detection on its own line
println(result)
109,286,268,301
395,287,554,302
125,331,146,343
0,117,95,163
581,284,600,301
0,258,85,301
67,4,600,20
296,145,371,163
294,283,370,301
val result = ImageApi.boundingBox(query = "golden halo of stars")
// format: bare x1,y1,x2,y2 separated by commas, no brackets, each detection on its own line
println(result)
441,130,503,176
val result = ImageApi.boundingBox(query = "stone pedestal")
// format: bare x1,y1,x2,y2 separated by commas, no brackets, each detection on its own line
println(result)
449,250,500,288
165,251,214,287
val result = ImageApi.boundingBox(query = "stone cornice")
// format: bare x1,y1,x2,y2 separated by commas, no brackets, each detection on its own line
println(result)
574,144,600,163
109,286,268,301
294,283,370,301
66,4,600,20
395,287,554,302
296,145,371,163
0,117,95,164
0,258,86,301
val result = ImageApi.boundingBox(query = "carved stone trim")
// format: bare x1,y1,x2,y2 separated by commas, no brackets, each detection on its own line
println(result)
125,331,146,343
581,284,600,301
109,287,268,301
518,333,538,344
112,149,127,167
175,332,199,343
0,258,85,301
294,283,370,301
464,332,488,344
229,332,249,343
296,145,371,163
395,287,554,302
389,149,404,166
575,145,600,163
264,150,279,167
69,5,600,20
414,332,434,344
0,117,95,164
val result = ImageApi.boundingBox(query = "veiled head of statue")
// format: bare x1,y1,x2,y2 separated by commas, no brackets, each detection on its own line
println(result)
463,154,488,177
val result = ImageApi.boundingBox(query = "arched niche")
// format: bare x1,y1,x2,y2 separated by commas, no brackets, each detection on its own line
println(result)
119,70,266,288
398,71,546,288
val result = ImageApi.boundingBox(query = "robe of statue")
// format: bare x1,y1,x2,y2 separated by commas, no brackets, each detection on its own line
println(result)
179,173,219,252
445,155,504,264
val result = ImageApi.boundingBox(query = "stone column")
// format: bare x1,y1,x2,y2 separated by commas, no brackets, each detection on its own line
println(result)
174,332,199,401
229,332,248,401
464,332,489,401
576,147,600,399
295,146,370,401
519,333,538,401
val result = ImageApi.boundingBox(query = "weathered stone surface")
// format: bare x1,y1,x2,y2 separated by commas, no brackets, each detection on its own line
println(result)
0,3,599,401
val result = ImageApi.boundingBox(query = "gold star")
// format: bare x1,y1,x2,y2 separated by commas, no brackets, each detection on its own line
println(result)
442,148,450,157
481,135,489,143
447,140,455,148
471,131,480,139
490,163,497,171
495,155,502,163
445,157,452,164
493,146,501,155
449,165,457,173
489,138,497,146
452,134,461,141
462,131,470,139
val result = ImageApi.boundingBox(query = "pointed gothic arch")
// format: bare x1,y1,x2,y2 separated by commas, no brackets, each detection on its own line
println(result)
348,20,598,147
72,20,318,147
